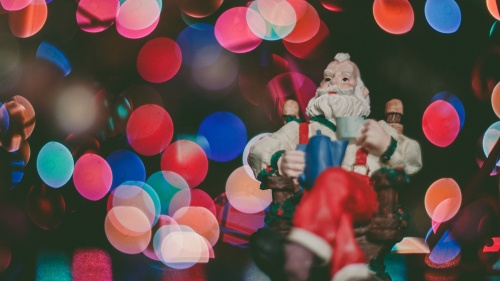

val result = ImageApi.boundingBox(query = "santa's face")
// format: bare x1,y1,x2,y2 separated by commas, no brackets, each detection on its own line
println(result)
316,61,358,96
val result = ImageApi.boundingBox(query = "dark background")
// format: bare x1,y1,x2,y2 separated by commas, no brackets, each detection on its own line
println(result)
1,0,500,280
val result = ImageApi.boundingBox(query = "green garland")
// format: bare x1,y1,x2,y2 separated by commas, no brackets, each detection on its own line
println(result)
264,189,303,226
309,115,336,132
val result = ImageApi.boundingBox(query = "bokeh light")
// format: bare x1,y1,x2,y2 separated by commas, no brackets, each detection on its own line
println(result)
198,111,247,162
168,188,192,216
115,0,160,34
177,23,222,68
11,95,35,139
8,0,48,38
106,149,146,191
1,0,30,11
160,139,208,188
76,0,118,33
425,178,462,223
0,102,9,136
424,0,461,34
283,20,330,60
247,0,295,41
189,189,216,217
373,0,414,35
391,237,430,254
126,104,174,156
73,153,112,201
116,16,159,39
37,141,74,188
238,54,290,106
143,215,179,261
225,166,272,214
482,121,500,166
55,84,98,134
26,184,66,230
0,236,11,273
108,181,161,227
172,206,220,247
146,171,190,215
282,0,320,44
422,100,460,147
319,0,350,12
36,42,71,76
428,230,461,265
191,49,239,92
475,133,499,176
471,46,500,101
264,72,316,122
105,206,152,254
487,0,500,20
430,91,465,130
137,37,182,83
491,82,500,118
214,7,263,54
242,132,271,176
175,0,222,18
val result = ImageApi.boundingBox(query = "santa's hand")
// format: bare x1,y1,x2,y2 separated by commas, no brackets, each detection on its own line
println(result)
358,119,391,156
277,150,305,178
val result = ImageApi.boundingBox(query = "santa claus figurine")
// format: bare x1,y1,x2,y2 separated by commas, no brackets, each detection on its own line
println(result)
248,53,422,281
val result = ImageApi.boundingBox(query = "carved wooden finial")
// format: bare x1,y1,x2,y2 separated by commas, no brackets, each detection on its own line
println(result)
385,99,403,134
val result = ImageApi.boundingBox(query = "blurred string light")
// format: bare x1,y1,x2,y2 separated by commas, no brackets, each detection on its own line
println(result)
115,0,161,39
487,0,500,20
142,215,179,261
0,236,11,273
73,153,112,201
146,171,190,215
214,7,264,54
8,0,47,38
422,100,461,147
225,166,272,214
160,139,208,188
175,0,222,18
373,0,414,35
137,37,182,83
106,149,146,191
424,0,461,34
36,141,74,188
168,188,192,217
26,184,66,230
424,178,462,231
126,104,174,156
197,111,247,162
76,0,118,33
36,42,71,76
482,121,500,166
484,237,500,252
319,0,349,12
430,92,465,130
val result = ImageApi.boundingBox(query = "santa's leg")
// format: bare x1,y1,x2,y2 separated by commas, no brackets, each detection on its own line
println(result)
285,167,378,281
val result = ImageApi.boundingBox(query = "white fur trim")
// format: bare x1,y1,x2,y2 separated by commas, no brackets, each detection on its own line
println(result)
331,263,374,281
287,228,332,262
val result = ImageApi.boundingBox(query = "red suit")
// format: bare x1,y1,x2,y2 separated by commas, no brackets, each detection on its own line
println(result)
289,167,378,279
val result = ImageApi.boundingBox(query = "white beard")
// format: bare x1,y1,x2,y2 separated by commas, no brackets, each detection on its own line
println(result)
306,87,370,121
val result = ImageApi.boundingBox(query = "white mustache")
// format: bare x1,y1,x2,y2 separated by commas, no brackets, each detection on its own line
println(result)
316,85,353,96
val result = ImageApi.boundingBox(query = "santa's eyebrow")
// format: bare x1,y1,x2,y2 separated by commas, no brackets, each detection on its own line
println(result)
324,69,334,76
